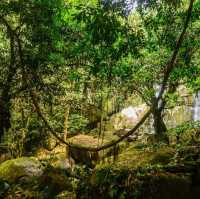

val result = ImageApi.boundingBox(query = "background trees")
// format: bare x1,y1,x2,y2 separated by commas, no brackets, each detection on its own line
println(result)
0,0,199,152
0,1,200,198
115,0,199,141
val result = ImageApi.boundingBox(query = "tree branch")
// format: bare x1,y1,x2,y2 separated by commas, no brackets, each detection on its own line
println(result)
13,0,194,152
156,0,195,102
32,90,151,151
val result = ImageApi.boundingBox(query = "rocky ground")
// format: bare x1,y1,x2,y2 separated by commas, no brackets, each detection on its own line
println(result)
0,121,200,199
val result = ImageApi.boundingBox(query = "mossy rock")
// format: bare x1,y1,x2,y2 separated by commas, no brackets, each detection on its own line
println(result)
139,172,193,199
68,135,100,167
39,167,73,197
0,157,44,183
52,155,75,170
55,191,76,199
114,144,175,168
150,147,175,165
177,146,200,163
79,165,199,199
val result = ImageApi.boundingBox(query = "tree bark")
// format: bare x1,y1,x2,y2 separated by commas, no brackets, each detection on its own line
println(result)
0,94,11,141
152,109,166,134
0,33,15,141
63,106,70,158
152,106,168,143
151,96,169,143
150,0,194,143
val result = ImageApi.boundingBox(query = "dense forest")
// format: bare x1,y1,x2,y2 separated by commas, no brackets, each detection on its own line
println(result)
0,0,200,198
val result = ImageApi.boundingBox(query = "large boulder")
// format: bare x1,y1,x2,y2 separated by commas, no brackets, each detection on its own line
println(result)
0,157,44,183
52,153,75,170
69,135,99,167
39,167,73,198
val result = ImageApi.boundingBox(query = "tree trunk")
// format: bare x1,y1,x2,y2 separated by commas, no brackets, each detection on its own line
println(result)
152,108,167,133
0,34,15,141
152,99,169,144
0,94,11,141
63,106,70,159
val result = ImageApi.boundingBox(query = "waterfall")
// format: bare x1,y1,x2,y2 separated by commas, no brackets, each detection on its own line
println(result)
193,92,200,121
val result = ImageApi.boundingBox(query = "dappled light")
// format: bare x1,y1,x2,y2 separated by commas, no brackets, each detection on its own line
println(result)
0,0,199,198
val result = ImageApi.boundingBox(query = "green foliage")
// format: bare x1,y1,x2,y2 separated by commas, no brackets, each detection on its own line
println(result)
0,1,200,198
69,114,89,133
0,0,199,159
169,121,200,136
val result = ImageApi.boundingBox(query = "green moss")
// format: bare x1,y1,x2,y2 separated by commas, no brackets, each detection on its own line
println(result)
77,164,194,199
39,167,73,195
150,147,175,165
107,144,175,168
0,157,43,183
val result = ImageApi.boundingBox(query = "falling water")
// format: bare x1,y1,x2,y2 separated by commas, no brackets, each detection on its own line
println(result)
193,92,200,121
